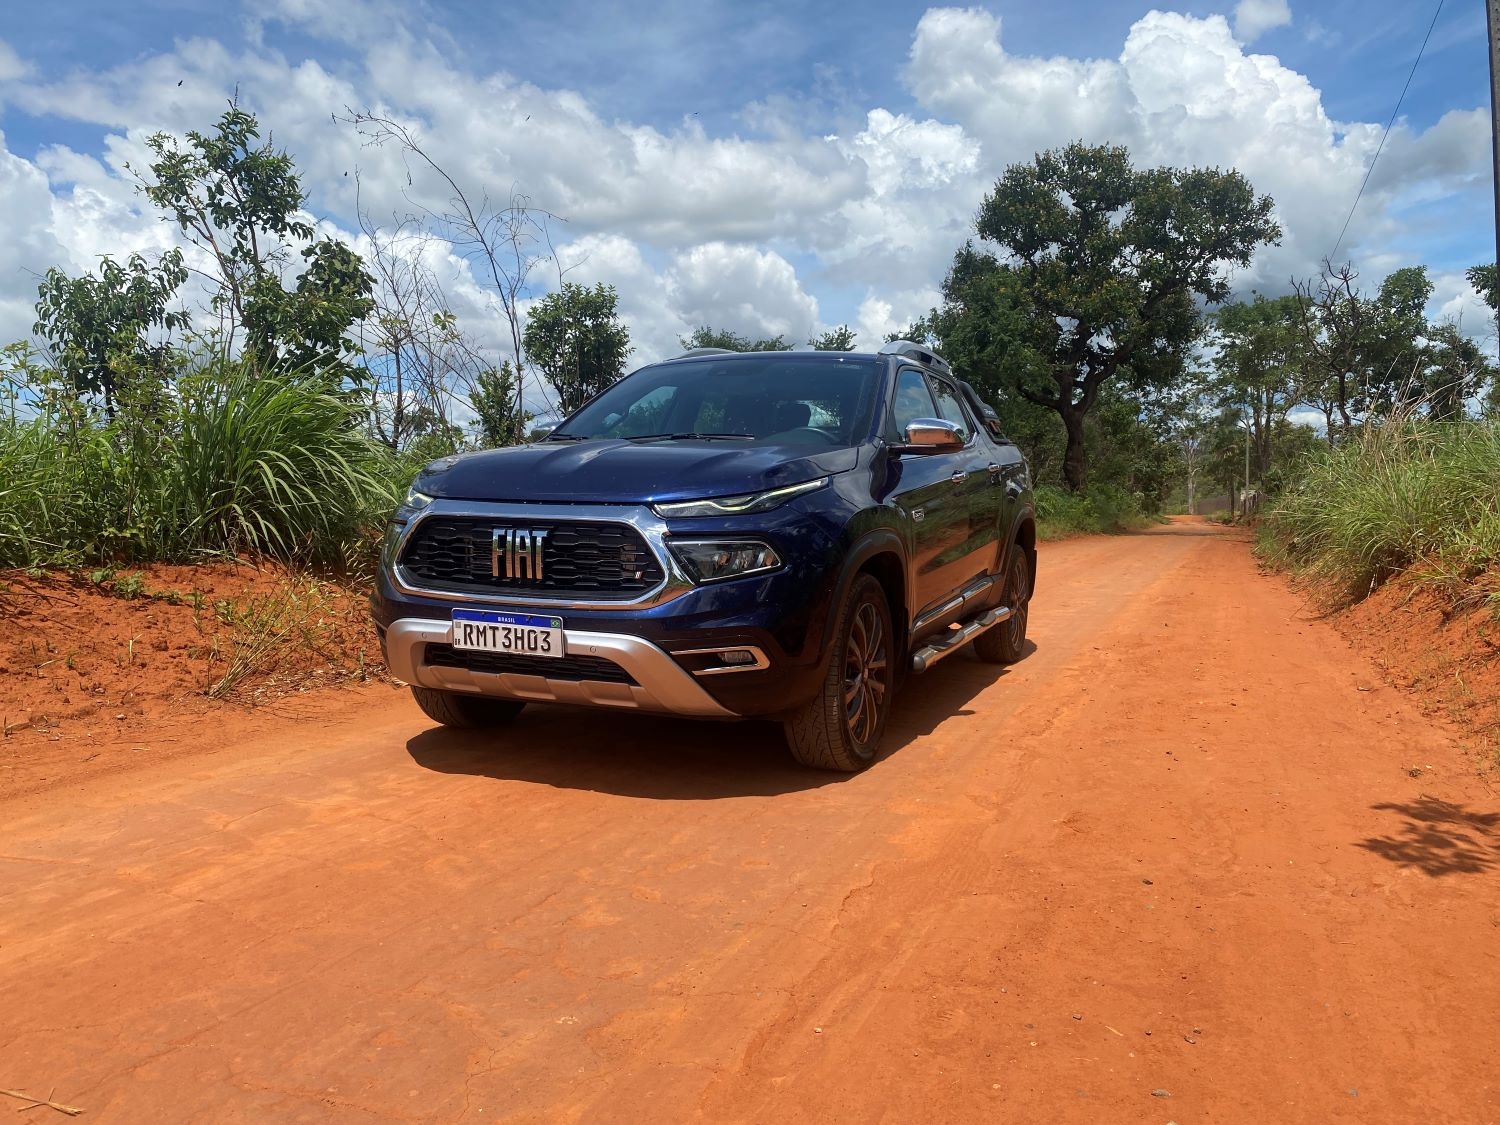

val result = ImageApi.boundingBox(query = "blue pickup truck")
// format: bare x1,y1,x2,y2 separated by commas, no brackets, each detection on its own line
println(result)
372,341,1035,771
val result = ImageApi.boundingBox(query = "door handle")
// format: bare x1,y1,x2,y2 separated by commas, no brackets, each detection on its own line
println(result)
950,470,969,484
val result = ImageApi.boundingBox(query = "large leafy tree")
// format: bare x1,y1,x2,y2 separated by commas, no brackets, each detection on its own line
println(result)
33,250,190,408
523,282,632,414
680,327,792,352
942,142,1280,491
137,103,373,379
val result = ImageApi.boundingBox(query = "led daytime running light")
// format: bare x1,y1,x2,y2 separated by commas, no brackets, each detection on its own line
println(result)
653,477,827,519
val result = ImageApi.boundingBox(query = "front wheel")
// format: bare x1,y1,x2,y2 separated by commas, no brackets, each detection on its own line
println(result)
783,574,893,772
974,547,1031,665
410,686,526,729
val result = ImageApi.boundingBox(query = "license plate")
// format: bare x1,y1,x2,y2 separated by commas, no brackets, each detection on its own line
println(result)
451,609,564,657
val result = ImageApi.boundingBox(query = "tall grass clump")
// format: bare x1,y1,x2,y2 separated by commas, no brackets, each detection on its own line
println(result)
153,361,405,567
0,360,409,571
1262,419,1500,602
0,413,116,566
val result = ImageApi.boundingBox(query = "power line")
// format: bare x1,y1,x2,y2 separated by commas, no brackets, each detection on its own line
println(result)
1328,0,1446,264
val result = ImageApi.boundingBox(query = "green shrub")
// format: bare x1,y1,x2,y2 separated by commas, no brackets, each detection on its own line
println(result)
1261,419,1500,602
0,359,410,571
1035,483,1148,539
0,412,120,566
150,362,404,566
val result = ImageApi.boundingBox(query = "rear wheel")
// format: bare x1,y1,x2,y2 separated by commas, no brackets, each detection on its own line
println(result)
974,547,1031,665
783,574,893,772
410,685,526,729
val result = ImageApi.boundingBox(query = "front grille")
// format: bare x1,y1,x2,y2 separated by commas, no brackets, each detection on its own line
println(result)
400,517,665,598
425,643,638,685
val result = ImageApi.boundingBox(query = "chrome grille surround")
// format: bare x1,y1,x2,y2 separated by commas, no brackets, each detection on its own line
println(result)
387,500,694,610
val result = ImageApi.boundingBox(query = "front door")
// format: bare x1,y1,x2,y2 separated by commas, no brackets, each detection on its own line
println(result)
886,368,976,625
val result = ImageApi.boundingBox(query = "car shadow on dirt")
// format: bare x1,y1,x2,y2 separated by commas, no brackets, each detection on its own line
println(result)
404,643,1031,800
1356,796,1500,876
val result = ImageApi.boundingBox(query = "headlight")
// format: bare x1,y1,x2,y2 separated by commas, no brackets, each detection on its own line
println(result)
393,487,435,523
669,539,782,583
652,477,828,519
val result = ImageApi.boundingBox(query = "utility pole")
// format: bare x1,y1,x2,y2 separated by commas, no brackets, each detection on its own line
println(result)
1488,0,1500,341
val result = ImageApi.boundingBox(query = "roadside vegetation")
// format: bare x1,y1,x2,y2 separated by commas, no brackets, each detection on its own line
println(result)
1034,485,1152,539
3,99,1496,607
1260,417,1500,605
0,356,404,571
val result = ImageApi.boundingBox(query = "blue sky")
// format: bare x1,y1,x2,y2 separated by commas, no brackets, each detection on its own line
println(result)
0,0,1493,365
3,0,1485,141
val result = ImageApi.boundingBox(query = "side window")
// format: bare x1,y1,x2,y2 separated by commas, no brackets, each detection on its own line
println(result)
929,379,973,444
891,369,938,437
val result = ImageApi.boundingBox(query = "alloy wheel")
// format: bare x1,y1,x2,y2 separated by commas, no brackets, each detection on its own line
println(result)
1006,554,1030,650
843,600,889,745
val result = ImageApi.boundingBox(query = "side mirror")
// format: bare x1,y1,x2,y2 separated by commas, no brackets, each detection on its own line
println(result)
900,418,965,452
528,421,558,441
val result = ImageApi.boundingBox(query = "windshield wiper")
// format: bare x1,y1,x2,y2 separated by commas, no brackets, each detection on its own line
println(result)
626,432,755,443
543,432,588,442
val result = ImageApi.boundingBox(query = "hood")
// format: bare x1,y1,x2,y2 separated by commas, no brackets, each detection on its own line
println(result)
418,439,860,505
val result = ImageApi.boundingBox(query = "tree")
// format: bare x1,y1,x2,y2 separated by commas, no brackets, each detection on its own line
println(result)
1085,385,1185,513
137,102,373,378
810,325,857,350
679,327,792,352
1419,324,1493,421
1291,262,1482,431
947,142,1280,491
357,216,488,451
345,110,561,424
1364,266,1432,414
523,283,631,414
469,362,532,448
1468,263,1498,311
32,250,190,408
1210,295,1304,485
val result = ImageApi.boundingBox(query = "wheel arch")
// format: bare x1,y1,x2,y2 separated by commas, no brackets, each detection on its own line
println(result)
1013,511,1037,595
999,503,1037,597
819,529,908,662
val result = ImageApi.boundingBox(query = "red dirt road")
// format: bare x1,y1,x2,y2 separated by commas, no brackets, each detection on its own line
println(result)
3,522,1498,1123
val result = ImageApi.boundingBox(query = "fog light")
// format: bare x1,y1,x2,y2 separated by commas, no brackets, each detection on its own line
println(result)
674,645,771,676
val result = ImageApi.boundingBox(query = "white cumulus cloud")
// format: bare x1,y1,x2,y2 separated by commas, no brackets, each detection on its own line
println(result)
0,2,1488,365
1233,0,1293,44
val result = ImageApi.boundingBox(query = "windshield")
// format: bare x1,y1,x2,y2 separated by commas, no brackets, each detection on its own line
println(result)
552,355,881,447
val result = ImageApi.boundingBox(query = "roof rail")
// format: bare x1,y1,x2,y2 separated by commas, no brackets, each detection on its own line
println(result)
878,339,952,376
675,347,738,359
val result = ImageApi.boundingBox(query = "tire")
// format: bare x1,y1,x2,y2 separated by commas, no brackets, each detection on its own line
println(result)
410,685,526,729
783,573,894,772
974,546,1031,665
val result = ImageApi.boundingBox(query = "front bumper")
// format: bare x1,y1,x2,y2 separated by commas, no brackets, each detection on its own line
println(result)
385,618,744,718
375,497,850,719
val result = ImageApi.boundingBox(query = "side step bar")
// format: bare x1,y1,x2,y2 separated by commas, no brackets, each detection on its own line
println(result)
911,606,1013,673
